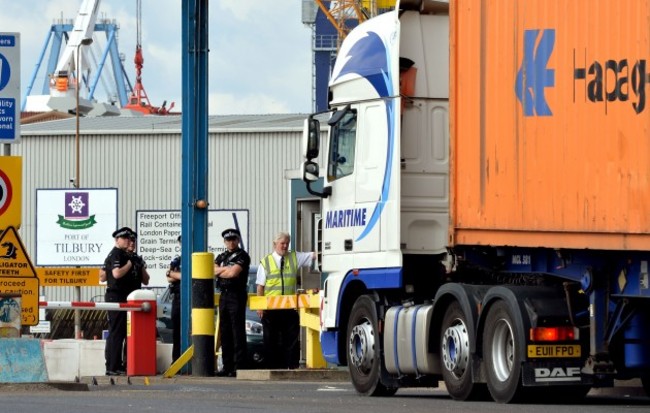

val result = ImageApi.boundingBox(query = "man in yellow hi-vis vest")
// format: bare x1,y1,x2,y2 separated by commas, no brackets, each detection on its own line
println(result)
256,232,316,369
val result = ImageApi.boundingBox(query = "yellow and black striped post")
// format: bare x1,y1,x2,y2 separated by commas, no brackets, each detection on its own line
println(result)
191,252,215,376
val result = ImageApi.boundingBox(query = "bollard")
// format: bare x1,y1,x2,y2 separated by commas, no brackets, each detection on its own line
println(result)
192,252,215,376
126,289,157,376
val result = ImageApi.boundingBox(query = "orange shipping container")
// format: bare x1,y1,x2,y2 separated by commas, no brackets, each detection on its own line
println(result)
450,0,650,251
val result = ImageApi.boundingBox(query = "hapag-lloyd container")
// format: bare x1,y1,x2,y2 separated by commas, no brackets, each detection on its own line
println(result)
451,0,650,250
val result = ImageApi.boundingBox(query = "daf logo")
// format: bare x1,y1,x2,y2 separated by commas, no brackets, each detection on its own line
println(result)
534,367,581,382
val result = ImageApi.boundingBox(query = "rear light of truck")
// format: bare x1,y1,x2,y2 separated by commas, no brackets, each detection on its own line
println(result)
529,326,578,342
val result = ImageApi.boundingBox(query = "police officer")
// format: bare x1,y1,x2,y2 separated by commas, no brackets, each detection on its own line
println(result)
103,226,137,376
127,231,150,291
214,228,251,377
166,235,182,361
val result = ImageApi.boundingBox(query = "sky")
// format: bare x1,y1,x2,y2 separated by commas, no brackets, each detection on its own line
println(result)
0,0,315,115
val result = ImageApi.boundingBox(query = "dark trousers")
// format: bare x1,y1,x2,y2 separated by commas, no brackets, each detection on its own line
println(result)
219,289,248,372
105,291,127,372
262,309,300,369
171,293,181,361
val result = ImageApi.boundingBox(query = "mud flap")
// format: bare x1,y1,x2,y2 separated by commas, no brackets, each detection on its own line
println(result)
521,361,592,386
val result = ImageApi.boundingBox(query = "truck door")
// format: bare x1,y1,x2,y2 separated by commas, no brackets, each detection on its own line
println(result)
323,102,398,263
321,106,358,263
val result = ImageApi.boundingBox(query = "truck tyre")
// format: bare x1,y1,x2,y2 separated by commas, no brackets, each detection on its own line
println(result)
483,300,524,403
440,301,485,400
347,295,397,396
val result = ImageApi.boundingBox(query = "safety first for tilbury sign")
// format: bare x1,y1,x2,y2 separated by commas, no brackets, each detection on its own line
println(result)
35,267,100,287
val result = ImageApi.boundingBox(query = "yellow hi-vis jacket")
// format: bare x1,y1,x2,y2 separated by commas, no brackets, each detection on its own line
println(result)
261,251,298,296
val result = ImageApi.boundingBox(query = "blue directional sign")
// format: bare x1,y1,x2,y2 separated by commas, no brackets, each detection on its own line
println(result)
0,33,20,144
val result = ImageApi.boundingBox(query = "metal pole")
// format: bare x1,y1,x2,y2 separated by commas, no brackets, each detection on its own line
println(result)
73,38,93,339
74,37,93,189
181,0,210,374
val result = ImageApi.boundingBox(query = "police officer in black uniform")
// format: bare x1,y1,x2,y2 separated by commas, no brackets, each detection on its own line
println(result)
166,235,182,361
103,227,137,376
126,231,150,292
214,228,251,377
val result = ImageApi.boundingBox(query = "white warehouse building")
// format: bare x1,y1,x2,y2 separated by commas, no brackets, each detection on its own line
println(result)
10,114,321,304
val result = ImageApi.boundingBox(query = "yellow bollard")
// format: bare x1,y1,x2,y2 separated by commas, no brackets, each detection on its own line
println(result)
192,252,215,376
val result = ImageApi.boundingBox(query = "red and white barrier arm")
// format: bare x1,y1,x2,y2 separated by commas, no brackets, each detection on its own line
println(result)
38,301,152,312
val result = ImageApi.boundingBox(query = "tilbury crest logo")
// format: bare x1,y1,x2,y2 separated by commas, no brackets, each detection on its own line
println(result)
56,192,97,230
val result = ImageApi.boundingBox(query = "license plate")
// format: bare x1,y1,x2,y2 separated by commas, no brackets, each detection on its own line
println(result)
527,345,581,358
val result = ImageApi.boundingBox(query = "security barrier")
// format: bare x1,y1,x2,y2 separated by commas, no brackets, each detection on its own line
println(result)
165,287,327,377
39,289,157,376
39,300,151,312
248,290,326,369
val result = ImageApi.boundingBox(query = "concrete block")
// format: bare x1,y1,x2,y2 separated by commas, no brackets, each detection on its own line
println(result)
157,342,172,373
0,339,48,383
43,339,80,381
79,340,106,377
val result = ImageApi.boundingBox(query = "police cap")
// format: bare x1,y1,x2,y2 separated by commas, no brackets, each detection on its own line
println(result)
112,227,134,239
221,228,240,240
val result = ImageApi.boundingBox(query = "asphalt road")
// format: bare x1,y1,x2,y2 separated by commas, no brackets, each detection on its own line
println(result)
0,377,648,413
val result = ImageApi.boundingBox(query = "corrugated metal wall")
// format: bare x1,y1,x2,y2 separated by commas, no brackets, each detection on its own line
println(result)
11,122,304,301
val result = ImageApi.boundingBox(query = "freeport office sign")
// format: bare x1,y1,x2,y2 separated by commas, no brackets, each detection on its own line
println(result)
135,209,249,287
0,32,20,143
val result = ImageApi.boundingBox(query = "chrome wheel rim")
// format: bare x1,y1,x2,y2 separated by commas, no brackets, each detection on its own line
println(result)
442,320,470,379
349,319,376,373
491,318,515,382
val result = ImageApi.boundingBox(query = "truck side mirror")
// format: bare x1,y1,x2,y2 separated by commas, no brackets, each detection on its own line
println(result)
302,160,331,199
302,160,319,182
302,117,320,160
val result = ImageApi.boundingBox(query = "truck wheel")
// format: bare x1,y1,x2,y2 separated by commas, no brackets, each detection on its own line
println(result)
347,295,396,396
440,301,485,400
483,300,524,403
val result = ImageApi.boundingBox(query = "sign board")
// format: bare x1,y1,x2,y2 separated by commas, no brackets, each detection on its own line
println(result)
0,33,20,143
0,294,21,337
29,295,48,333
35,188,117,266
36,267,100,286
135,209,249,286
29,321,51,334
0,277,39,325
0,156,22,229
0,226,38,325
0,226,37,277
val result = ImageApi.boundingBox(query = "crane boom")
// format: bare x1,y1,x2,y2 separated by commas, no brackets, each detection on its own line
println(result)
49,0,100,99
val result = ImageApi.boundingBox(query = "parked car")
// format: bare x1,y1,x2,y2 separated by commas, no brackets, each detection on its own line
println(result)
156,266,264,367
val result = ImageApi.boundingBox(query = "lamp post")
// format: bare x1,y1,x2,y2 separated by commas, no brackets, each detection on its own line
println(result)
74,37,93,189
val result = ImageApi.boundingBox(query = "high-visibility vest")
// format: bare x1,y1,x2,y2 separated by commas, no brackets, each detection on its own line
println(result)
261,251,298,296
